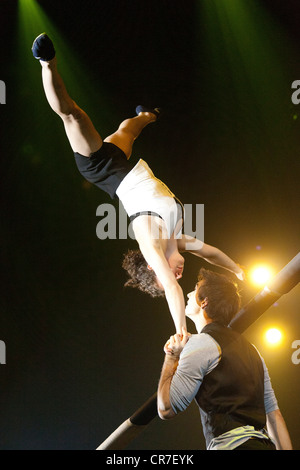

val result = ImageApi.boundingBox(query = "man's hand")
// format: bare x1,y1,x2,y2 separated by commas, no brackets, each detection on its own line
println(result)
164,326,190,357
158,326,190,420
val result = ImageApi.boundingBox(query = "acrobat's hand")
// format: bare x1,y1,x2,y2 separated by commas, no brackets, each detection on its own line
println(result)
164,326,190,357
235,264,247,281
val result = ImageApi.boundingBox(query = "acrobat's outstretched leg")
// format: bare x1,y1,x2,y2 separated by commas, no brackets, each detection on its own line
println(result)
32,33,159,159
40,56,103,156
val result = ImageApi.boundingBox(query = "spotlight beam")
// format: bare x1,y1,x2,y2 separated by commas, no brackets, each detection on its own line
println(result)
96,252,300,450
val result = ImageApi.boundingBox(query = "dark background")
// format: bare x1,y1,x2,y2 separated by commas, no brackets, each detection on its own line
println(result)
0,0,299,450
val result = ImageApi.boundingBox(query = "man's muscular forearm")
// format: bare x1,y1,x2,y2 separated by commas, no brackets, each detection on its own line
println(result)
157,354,178,420
158,328,190,420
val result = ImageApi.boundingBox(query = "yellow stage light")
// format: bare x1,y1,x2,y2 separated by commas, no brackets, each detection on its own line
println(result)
250,265,273,287
265,328,282,346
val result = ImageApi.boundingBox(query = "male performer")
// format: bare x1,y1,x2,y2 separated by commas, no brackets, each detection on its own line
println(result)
32,33,245,333
157,268,293,450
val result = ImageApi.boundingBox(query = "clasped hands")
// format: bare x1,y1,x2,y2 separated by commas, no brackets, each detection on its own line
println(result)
164,326,190,357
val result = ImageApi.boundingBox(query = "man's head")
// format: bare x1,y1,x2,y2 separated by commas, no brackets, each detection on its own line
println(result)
122,249,185,297
186,268,241,327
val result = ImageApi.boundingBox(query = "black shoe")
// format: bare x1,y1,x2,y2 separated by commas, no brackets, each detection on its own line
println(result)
135,105,161,119
32,33,56,61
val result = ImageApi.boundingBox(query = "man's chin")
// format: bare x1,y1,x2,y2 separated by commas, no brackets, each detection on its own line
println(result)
185,310,193,318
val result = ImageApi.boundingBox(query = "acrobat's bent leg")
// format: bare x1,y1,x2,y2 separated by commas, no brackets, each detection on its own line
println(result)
104,111,158,159
40,57,102,156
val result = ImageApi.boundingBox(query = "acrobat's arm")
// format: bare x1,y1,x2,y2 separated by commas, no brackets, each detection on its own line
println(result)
178,234,245,281
137,238,187,333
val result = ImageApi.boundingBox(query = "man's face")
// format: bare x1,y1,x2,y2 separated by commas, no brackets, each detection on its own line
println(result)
185,286,201,317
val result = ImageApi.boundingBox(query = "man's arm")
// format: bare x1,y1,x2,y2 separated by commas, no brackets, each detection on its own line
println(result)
157,354,179,420
178,234,245,281
259,352,293,450
266,409,293,450
157,329,190,420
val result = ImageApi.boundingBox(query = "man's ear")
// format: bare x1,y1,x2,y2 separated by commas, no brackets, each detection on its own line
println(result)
147,265,153,271
196,296,208,308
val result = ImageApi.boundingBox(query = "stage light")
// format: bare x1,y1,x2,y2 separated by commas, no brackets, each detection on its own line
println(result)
250,265,273,287
265,328,282,346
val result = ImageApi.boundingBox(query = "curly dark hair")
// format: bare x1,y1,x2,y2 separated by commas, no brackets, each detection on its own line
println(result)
122,249,165,298
196,268,241,326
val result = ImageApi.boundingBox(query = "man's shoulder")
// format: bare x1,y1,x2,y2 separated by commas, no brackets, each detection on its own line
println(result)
183,332,221,355
180,333,222,374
